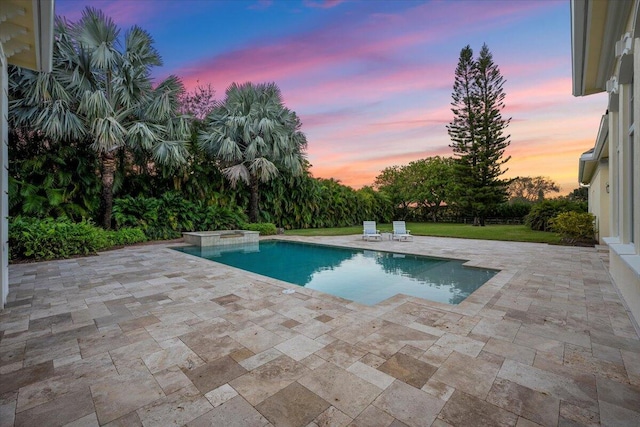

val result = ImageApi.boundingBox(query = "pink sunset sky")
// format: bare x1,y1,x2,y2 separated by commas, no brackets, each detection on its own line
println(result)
56,0,606,193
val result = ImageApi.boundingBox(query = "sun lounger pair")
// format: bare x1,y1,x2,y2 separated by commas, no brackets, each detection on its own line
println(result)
362,221,413,241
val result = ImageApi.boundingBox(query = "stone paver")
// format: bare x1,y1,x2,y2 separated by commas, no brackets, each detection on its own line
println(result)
1,235,639,426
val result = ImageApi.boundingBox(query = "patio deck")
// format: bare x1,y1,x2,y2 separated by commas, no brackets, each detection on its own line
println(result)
1,235,639,426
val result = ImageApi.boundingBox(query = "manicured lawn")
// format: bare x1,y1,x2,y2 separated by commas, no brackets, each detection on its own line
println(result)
286,222,562,244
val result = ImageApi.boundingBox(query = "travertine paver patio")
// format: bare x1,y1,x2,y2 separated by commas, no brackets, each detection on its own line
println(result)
1,235,640,426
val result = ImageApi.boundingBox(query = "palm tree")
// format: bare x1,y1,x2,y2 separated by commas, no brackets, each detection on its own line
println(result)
9,7,189,228
199,82,307,223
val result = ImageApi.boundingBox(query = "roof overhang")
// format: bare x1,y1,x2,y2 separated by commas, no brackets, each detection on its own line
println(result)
571,0,634,96
579,113,609,184
1,0,55,72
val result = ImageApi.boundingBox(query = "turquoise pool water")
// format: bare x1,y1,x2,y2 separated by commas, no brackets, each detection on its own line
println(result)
174,240,498,306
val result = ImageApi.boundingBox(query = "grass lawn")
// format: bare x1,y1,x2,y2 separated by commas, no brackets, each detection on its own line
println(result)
286,222,562,244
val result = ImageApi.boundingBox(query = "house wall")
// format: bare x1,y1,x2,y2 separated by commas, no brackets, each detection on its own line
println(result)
601,5,640,325
588,161,610,244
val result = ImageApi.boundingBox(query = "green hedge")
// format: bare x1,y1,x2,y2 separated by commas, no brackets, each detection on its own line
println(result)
525,200,587,231
241,222,277,235
113,193,247,239
9,217,146,261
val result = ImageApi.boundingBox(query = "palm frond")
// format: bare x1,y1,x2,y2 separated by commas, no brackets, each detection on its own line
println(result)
124,26,162,67
222,164,251,187
112,64,152,109
36,100,86,141
151,140,189,166
78,90,114,120
90,116,126,152
249,157,279,182
165,116,191,141
73,7,121,71
126,121,158,150
219,137,243,162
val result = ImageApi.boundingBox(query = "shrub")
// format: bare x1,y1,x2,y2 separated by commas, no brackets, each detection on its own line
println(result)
9,217,108,260
8,217,147,261
113,194,248,240
112,196,160,230
199,203,247,231
107,228,147,246
525,200,587,231
550,211,596,243
493,201,532,219
241,222,277,235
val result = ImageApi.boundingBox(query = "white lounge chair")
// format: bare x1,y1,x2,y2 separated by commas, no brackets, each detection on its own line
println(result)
392,221,413,241
362,221,381,241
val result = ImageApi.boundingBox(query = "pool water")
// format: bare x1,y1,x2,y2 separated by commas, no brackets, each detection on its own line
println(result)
174,240,498,306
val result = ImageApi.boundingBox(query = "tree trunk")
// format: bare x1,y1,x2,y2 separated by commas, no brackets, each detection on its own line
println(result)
249,174,260,223
100,151,117,229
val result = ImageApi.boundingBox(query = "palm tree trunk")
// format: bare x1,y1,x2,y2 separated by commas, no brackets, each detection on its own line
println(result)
100,152,117,229
249,174,260,223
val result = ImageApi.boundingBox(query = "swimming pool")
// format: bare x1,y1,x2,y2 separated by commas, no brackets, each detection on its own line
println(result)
174,240,498,306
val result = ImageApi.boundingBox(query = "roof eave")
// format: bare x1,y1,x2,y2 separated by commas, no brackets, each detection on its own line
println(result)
571,0,633,97
571,0,588,96
579,113,609,185
3,0,55,72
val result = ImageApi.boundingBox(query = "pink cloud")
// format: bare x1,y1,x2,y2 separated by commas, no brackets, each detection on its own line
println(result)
56,0,161,26
158,0,593,191
303,0,344,9
173,0,554,96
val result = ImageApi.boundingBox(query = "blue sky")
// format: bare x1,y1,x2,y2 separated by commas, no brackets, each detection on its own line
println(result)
56,0,606,192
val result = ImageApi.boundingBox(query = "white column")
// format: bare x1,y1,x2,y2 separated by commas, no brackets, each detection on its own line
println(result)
610,109,619,239
0,49,8,309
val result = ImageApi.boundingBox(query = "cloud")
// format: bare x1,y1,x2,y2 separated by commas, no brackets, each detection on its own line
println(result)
56,0,162,26
155,0,599,191
248,0,273,10
303,0,344,9
173,0,554,94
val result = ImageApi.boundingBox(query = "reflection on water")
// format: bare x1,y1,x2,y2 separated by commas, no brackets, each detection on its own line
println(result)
174,241,498,306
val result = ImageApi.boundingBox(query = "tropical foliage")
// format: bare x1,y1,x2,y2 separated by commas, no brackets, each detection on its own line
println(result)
9,216,146,261
259,173,393,229
112,193,247,239
199,82,307,222
9,7,190,228
9,128,101,220
6,5,578,262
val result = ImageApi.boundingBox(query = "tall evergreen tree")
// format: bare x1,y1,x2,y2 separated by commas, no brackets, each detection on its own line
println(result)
447,44,511,225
